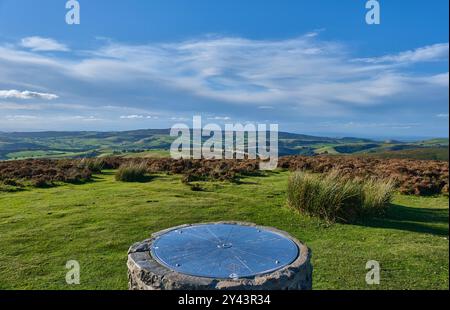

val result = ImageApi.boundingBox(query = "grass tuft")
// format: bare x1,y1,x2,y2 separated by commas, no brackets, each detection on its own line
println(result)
362,177,396,216
287,170,395,223
78,158,105,173
115,162,149,182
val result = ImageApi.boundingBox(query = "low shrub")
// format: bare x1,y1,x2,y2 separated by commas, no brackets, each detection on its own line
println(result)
65,168,92,184
2,179,23,187
189,183,204,191
115,162,149,182
95,156,125,169
31,177,52,188
77,158,104,173
287,170,395,223
0,159,94,187
0,182,23,192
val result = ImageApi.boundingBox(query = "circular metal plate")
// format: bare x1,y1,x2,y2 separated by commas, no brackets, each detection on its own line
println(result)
150,223,299,279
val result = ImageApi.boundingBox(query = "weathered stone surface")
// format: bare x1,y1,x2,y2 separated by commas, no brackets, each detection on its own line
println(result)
127,221,313,290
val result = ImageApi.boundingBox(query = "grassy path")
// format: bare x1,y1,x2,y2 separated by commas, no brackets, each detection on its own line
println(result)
0,171,448,289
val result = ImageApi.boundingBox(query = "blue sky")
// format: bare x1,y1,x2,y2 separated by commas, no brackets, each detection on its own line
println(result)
0,0,448,138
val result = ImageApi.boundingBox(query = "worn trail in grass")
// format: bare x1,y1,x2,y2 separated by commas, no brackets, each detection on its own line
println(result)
0,171,448,289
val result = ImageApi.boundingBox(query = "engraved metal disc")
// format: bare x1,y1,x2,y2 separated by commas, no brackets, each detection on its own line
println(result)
150,223,299,279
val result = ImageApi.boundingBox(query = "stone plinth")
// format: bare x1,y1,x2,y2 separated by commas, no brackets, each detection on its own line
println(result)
127,222,312,290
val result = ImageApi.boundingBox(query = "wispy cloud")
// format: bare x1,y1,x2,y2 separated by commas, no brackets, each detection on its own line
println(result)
356,43,449,64
61,37,447,107
207,116,231,120
350,122,420,129
1,36,448,108
0,34,448,134
170,117,189,121
0,89,59,100
320,121,421,130
73,116,103,122
20,36,69,52
4,114,38,121
120,114,156,119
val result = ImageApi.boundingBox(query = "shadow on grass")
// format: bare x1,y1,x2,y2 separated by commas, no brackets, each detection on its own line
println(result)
232,179,259,185
65,178,97,185
115,175,158,183
358,204,449,236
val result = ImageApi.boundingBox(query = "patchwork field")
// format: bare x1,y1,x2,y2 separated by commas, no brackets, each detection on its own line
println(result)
0,170,448,290
1,130,448,160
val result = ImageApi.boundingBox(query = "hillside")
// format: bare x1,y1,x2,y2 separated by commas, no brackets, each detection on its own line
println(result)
0,130,448,160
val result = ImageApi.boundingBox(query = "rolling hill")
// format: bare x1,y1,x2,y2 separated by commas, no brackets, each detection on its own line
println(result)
0,130,448,161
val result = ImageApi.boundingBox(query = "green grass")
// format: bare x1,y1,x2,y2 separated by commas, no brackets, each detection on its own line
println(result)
416,138,449,147
0,171,448,290
313,146,339,155
5,150,101,160
5,150,68,159
364,147,449,161
121,149,170,158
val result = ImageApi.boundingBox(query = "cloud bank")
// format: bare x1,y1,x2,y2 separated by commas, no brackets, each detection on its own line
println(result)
0,34,448,135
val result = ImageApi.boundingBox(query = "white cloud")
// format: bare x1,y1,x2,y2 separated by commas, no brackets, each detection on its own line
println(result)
356,43,449,64
61,37,446,107
120,114,156,119
120,114,144,119
0,35,448,124
170,117,188,121
80,116,103,122
207,116,231,120
321,121,421,130
20,36,69,52
0,89,59,100
4,114,38,121
55,115,103,122
436,113,449,118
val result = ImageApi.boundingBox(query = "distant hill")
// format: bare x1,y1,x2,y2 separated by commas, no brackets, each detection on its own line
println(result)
362,147,449,161
0,130,448,161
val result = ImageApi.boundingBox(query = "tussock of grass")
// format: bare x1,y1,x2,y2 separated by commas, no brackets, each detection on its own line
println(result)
115,162,149,182
78,158,105,173
287,170,395,223
362,177,396,216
